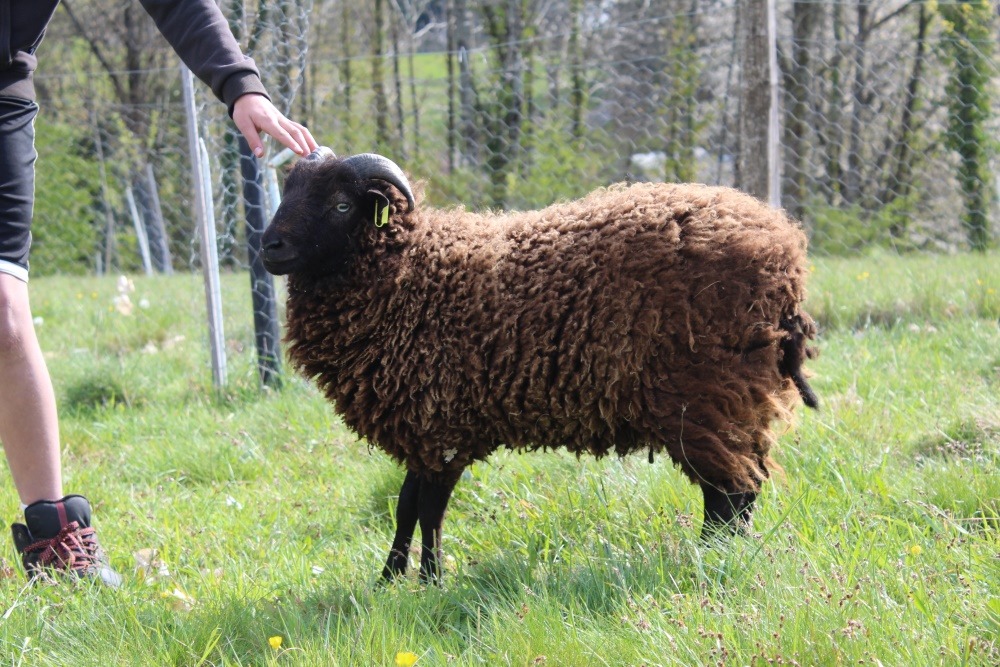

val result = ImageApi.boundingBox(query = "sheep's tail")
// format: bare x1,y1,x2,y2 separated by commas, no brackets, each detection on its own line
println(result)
778,314,819,410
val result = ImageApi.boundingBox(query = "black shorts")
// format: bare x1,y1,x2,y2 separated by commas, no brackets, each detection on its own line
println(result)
0,96,38,282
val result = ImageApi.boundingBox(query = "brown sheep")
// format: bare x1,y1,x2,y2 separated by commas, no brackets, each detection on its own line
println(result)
262,150,818,583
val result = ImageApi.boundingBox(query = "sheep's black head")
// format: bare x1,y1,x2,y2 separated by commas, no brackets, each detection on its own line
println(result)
262,149,414,277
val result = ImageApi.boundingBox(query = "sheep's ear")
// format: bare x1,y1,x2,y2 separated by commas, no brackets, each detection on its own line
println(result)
368,189,392,228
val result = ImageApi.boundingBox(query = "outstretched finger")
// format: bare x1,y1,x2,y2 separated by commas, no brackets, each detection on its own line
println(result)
268,125,303,155
287,121,319,153
233,115,265,157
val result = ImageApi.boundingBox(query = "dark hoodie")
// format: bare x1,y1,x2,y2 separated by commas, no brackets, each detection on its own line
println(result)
0,0,268,115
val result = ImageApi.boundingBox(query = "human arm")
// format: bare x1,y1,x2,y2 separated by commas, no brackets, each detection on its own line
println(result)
138,0,316,156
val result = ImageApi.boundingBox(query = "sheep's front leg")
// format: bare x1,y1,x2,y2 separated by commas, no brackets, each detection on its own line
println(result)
700,484,757,540
417,471,462,584
381,470,421,581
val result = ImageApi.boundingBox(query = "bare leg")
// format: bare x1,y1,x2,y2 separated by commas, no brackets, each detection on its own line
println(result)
700,483,757,540
381,469,421,581
417,471,461,584
0,274,63,504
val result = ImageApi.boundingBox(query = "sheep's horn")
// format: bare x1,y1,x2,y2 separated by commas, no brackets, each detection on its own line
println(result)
342,153,415,212
306,146,336,161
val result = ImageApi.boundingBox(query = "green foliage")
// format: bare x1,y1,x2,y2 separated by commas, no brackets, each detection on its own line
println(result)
805,193,919,255
938,0,997,251
658,10,707,183
505,122,617,209
420,166,484,210
419,120,616,211
62,374,135,414
30,118,103,275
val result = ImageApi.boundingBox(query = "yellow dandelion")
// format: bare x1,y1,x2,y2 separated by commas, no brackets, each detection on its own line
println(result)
856,271,870,281
268,636,283,650
909,544,922,556
395,651,419,667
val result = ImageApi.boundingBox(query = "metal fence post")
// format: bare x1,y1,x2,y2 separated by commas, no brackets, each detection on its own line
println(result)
239,137,282,388
144,164,173,274
125,186,153,276
182,65,227,389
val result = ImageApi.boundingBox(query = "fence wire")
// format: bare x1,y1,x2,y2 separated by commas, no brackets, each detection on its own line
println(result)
24,0,1000,379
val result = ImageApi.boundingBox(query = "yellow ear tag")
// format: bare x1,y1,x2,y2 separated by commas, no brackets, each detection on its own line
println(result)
375,205,390,228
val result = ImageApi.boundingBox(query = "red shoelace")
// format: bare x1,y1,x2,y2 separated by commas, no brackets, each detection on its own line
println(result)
23,521,101,573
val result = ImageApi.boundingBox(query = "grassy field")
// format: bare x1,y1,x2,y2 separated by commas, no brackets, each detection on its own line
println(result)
1,252,998,666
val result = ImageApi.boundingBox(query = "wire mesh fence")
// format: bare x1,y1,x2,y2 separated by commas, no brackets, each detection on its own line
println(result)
24,0,1000,383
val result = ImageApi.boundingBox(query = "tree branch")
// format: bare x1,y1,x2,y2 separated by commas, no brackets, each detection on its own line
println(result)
871,0,917,33
61,0,128,105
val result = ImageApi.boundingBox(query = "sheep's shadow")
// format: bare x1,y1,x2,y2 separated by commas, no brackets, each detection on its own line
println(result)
371,531,742,610
176,529,757,665
455,538,739,607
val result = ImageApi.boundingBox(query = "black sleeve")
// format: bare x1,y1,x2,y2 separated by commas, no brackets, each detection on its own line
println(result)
138,0,270,116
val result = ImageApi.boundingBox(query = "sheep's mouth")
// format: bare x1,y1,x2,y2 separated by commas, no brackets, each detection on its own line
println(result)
262,257,297,275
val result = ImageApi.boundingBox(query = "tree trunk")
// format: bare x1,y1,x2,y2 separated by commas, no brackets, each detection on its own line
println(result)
568,0,584,139
373,0,391,150
390,7,406,158
882,2,929,237
455,0,478,166
843,0,870,206
480,0,526,208
781,0,822,220
407,32,420,159
341,1,353,128
735,0,774,202
662,0,701,183
446,0,457,172
221,0,247,269
819,0,847,203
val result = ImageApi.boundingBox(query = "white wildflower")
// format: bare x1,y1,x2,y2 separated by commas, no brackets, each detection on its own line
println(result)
113,294,133,315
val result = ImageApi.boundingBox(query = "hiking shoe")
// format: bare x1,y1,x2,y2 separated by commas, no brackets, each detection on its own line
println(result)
11,495,122,586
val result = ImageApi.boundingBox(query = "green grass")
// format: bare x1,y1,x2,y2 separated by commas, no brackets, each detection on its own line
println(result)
1,253,999,666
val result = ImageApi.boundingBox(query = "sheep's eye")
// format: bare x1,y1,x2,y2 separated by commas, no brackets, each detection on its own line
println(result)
335,202,351,213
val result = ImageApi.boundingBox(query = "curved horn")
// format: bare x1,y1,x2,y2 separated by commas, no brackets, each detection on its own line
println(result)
342,153,415,212
306,146,336,161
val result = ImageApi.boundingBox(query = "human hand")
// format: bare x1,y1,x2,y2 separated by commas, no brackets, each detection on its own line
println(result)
232,93,319,158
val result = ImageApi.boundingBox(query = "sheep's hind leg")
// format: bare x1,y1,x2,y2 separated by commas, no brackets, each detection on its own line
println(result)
700,483,757,541
381,469,421,581
417,470,462,584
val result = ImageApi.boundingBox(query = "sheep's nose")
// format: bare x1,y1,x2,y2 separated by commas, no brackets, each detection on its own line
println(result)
261,236,296,274
261,237,284,261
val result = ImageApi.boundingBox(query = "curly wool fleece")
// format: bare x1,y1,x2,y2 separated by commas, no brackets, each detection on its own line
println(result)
284,181,816,493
